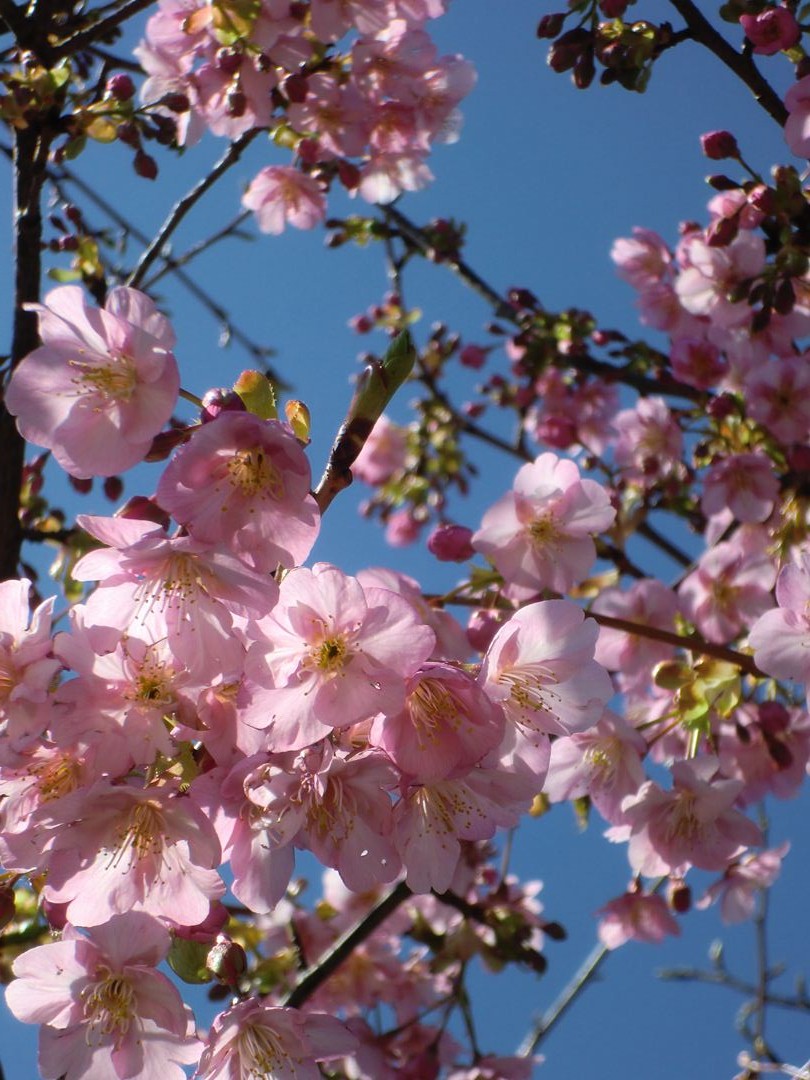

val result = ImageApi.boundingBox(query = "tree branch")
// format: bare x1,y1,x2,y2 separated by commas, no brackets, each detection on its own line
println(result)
51,0,156,59
668,0,788,127
517,941,609,1056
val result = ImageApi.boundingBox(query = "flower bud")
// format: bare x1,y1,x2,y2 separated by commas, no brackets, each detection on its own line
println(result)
133,149,158,180
106,73,136,101
459,343,488,369
700,130,739,160
536,12,565,38
427,523,475,562
206,937,248,987
201,387,247,422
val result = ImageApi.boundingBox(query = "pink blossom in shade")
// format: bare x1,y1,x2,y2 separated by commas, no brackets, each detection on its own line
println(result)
358,151,434,204
241,743,403,900
749,552,810,687
678,535,776,644
195,999,357,1080
287,74,371,158
621,757,762,878
701,451,779,524
5,286,180,479
194,59,276,140
596,889,681,949
544,710,648,826
369,661,505,782
636,281,704,337
241,563,435,751
696,843,790,923
740,9,800,54
351,413,408,484
669,336,728,391
744,355,810,445
356,566,470,661
5,913,200,1080
610,227,672,288
242,166,326,234
394,765,536,894
72,515,269,676
479,600,612,751
0,578,61,747
53,621,200,767
472,452,616,598
611,396,683,484
717,703,810,806
674,230,766,328
592,578,680,687
156,412,319,573
41,780,225,927
525,368,619,455
785,75,810,158
385,506,423,546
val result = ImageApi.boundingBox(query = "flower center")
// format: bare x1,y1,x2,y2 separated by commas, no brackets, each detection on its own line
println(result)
309,635,349,675
226,448,284,499
82,967,135,1042
70,354,138,402
110,799,165,866
239,1023,293,1077
32,755,81,802
527,512,561,551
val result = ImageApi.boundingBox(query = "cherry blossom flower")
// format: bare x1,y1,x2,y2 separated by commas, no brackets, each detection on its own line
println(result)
739,9,800,54
592,578,680,688
5,286,179,478
701,452,779,524
41,780,225,927
678,533,776,644
610,227,672,287
696,843,790,923
351,413,408,484
544,710,647,825
675,230,765,327
370,661,505,781
242,166,327,234
621,757,762,877
5,913,200,1080
479,600,612,772
597,889,680,949
194,1000,356,1080
785,75,810,158
472,452,615,597
0,578,60,749
749,550,810,686
241,563,435,750
156,412,319,572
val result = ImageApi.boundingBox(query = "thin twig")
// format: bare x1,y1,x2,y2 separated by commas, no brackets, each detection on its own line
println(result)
142,210,253,290
283,880,411,1009
128,128,262,289
51,0,156,59
658,968,810,1014
517,942,609,1056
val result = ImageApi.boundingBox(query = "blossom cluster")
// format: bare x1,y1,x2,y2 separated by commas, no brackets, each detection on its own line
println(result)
136,0,475,228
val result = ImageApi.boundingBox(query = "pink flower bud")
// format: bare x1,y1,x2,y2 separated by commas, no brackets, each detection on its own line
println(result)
106,73,135,101
427,523,475,562
700,130,739,160
466,608,505,653
133,149,158,180
207,937,248,986
459,344,488,369
740,9,800,55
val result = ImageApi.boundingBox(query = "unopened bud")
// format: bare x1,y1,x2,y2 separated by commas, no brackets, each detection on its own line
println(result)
536,12,565,38
427,523,475,562
107,73,136,101
700,130,739,161
103,476,124,502
206,937,248,987
133,149,158,180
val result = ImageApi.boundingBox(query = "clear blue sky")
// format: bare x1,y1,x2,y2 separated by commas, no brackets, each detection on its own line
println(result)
1,2,808,1076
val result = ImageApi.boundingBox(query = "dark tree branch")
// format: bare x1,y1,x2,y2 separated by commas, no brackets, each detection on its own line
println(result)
51,0,155,59
668,0,788,127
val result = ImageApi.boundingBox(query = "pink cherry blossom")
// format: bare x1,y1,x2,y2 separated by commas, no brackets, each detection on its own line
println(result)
597,889,681,949
0,578,60,749
592,578,680,687
675,230,766,327
473,452,616,597
785,75,810,158
351,413,408,484
749,550,810,680
194,1000,357,1080
544,710,647,825
701,451,779,524
241,563,435,750
41,780,225,927
5,286,179,478
678,533,776,644
696,843,790,923
610,227,672,288
612,396,683,485
369,661,505,781
479,600,612,764
621,757,762,877
5,913,200,1080
242,166,327,234
156,412,319,572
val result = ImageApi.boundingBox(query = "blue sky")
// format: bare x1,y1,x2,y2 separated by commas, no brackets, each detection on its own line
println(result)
1,1,809,1076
